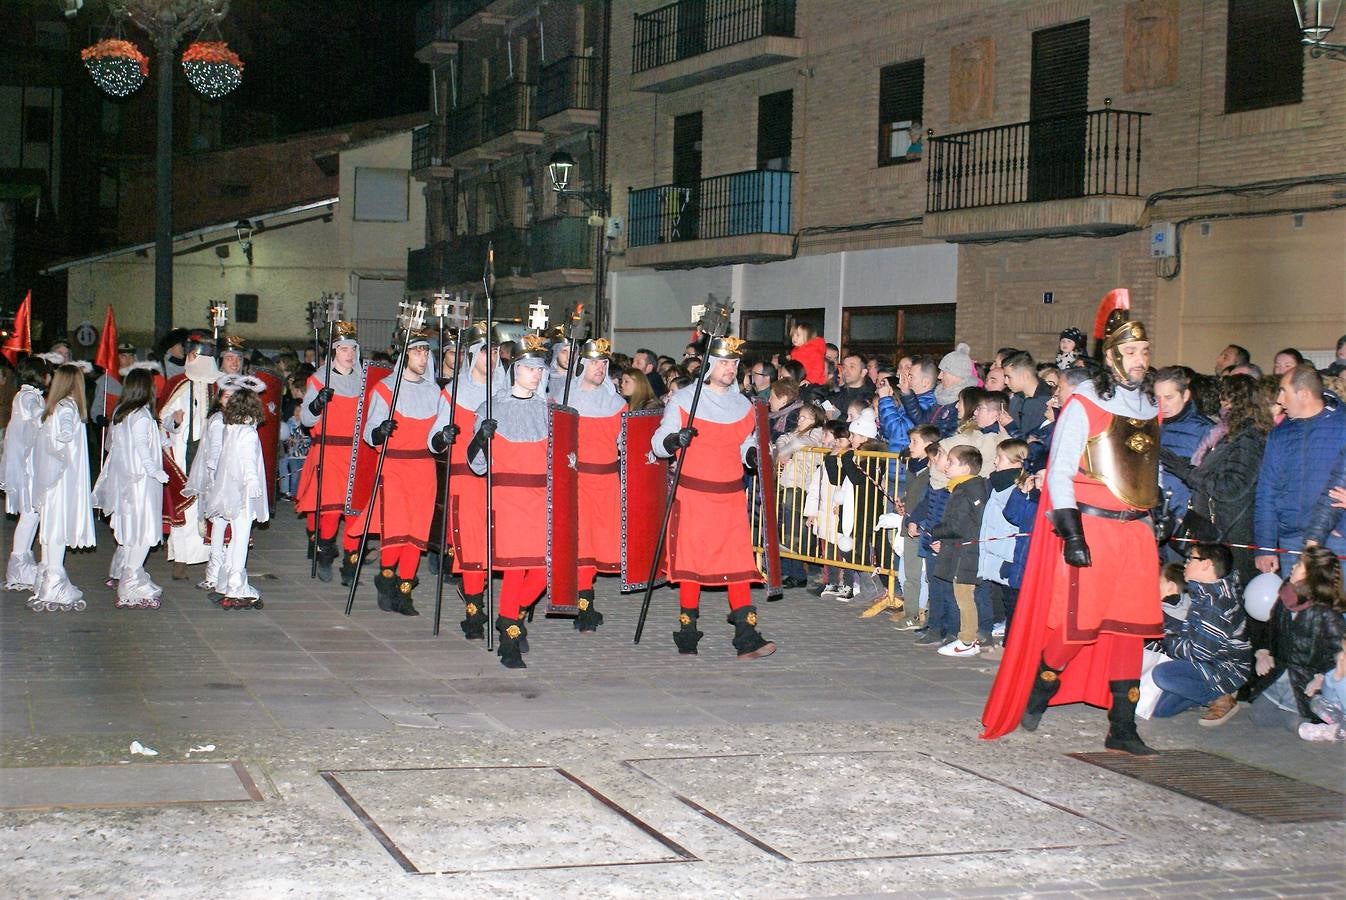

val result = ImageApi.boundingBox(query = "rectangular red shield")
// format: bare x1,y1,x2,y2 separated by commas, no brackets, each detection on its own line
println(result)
546,405,580,615
254,369,283,513
620,409,669,592
343,362,393,516
754,401,783,597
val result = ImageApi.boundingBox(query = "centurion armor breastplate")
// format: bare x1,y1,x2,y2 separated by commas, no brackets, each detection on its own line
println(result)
1079,414,1160,509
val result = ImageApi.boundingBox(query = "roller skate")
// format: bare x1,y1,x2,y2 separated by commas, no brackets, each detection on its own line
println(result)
220,596,263,610
28,596,86,612
5,552,37,592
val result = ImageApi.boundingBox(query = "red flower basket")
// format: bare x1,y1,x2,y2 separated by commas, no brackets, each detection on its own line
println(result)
182,41,243,99
81,38,149,97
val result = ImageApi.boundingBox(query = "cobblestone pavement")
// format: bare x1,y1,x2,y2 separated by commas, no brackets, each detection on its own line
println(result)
1,510,1343,897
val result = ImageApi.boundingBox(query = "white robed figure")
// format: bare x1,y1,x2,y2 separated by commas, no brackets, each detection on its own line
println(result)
0,357,50,590
160,342,218,573
91,368,169,608
29,364,96,611
182,378,230,590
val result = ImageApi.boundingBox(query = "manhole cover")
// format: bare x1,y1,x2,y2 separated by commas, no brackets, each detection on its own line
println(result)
1069,749,1345,823
0,762,262,811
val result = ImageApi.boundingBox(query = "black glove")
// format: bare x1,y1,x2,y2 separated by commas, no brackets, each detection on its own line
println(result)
1047,507,1092,568
744,445,759,472
467,418,497,465
430,423,460,454
92,415,108,428
308,387,335,415
662,426,697,455
1158,447,1194,483
370,419,397,445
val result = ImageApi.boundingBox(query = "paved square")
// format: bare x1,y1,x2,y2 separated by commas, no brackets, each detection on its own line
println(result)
625,750,1120,863
322,765,696,874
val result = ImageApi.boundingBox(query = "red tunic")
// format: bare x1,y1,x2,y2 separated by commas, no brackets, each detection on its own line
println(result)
576,409,623,572
447,401,487,572
346,382,435,551
665,409,759,585
490,436,548,570
294,376,357,517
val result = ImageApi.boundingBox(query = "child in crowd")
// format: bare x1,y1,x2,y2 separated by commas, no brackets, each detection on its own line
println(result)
1159,561,1187,617
92,368,169,609
1056,327,1086,370
1,355,50,591
198,375,271,610
975,439,1029,653
804,420,858,598
1151,543,1251,724
911,441,951,644
278,373,310,500
184,374,235,591
930,445,988,657
29,364,96,611
1300,637,1346,742
776,402,827,588
846,409,894,604
894,424,939,631
788,321,828,386
1247,546,1346,732
998,468,1043,646
943,387,1009,477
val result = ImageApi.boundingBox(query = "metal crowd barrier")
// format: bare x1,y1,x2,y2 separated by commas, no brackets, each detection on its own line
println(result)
746,446,903,602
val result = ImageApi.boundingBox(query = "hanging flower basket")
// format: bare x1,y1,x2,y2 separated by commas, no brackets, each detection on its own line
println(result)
182,41,243,99
81,38,149,97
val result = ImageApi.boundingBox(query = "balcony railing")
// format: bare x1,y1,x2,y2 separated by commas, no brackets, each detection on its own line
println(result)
633,0,796,73
538,56,599,120
529,216,597,272
444,100,483,157
482,81,537,140
628,169,792,248
415,1,454,50
411,124,444,171
408,227,530,291
926,108,1148,214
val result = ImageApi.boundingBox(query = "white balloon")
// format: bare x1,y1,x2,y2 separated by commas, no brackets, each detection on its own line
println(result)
1243,572,1283,622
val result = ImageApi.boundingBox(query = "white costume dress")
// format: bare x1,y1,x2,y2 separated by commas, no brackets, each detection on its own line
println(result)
160,360,217,565
183,412,226,588
0,384,44,589
30,398,96,608
197,421,269,600
91,407,168,606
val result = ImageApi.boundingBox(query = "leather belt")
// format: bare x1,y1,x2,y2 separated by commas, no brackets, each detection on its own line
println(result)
383,448,428,459
576,460,619,475
1077,502,1149,522
680,474,745,494
314,434,354,447
494,473,546,488
449,462,473,476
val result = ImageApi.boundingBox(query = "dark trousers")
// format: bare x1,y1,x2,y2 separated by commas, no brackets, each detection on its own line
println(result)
928,576,958,639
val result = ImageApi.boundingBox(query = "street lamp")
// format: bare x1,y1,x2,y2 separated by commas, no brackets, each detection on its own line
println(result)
1294,0,1346,59
235,219,254,265
547,150,609,213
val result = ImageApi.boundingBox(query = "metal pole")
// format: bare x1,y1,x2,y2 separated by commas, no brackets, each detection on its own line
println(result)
482,244,496,651
595,0,612,338
432,324,466,636
154,41,174,344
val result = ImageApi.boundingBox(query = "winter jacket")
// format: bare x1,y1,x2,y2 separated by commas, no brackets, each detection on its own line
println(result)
789,337,828,386
896,389,938,431
775,428,825,490
1161,576,1252,696
911,485,948,558
768,400,802,441
1159,400,1215,526
1246,600,1346,720
878,392,935,454
931,475,989,584
1009,379,1053,437
929,402,960,438
1163,425,1266,585
1304,442,1346,547
901,457,930,528
803,452,860,553
1000,484,1040,589
1254,405,1346,561
976,471,1020,584
1024,418,1052,473
941,423,1009,478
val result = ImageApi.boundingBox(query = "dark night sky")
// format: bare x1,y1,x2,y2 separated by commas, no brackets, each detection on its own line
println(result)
211,0,428,137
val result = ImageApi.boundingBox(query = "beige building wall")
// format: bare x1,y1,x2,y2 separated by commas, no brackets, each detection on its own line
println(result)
338,131,426,278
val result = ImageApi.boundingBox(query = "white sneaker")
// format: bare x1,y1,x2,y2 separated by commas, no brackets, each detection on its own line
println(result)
819,583,841,597
937,639,981,657
833,584,855,601
991,620,1007,638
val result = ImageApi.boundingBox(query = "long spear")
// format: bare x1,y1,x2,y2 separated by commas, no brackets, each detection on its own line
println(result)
431,290,469,636
309,293,343,579
344,300,427,616
482,245,497,650
559,302,586,409
633,296,732,643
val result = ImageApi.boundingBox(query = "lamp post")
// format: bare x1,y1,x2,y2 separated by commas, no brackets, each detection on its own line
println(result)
94,1,234,344
547,149,611,338
1293,0,1346,59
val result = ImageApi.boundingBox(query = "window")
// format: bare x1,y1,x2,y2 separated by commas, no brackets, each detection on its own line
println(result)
1225,0,1302,114
842,303,956,359
741,308,825,361
757,90,793,171
878,59,924,166
234,294,259,323
354,167,410,222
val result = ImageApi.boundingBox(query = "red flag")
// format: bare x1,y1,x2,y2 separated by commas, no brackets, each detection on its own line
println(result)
1,291,32,365
95,305,118,375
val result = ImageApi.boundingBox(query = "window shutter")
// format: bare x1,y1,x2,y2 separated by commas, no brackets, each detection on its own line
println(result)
1225,0,1303,114
877,59,924,166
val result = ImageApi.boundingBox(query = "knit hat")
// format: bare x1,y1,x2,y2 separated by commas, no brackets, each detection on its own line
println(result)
939,342,975,381
1059,327,1086,351
849,408,879,440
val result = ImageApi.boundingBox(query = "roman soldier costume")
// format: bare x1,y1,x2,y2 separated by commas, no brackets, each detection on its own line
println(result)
344,329,440,615
295,322,361,582
982,289,1163,755
651,336,775,659
467,333,551,668
428,324,499,639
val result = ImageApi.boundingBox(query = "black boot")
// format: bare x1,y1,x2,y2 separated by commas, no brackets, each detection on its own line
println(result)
314,537,339,583
396,577,420,616
672,609,703,655
574,589,604,632
460,592,487,640
1020,657,1064,732
340,550,360,587
374,568,397,612
728,605,776,659
496,616,526,669
1105,679,1158,756
306,529,316,560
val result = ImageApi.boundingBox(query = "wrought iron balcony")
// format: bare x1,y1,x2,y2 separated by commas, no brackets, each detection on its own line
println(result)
537,56,599,130
926,107,1149,214
529,216,597,282
407,226,530,292
631,0,801,92
444,100,483,159
414,1,458,63
481,81,537,141
626,169,793,268
410,124,451,179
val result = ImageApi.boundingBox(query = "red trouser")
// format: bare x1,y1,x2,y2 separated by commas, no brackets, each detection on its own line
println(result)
376,544,421,580
499,568,547,620
1043,629,1143,680
578,565,597,591
461,571,486,596
307,511,343,541
679,581,752,613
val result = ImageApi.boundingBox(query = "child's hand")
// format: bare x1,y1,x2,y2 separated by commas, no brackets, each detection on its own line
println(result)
998,409,1013,428
907,523,919,538
1331,485,1346,511
805,516,816,529
1255,649,1275,677
876,379,893,399
1306,673,1324,697
930,540,941,553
